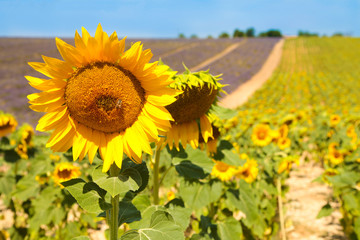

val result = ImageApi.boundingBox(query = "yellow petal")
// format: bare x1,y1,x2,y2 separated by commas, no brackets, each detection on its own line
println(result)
200,114,213,143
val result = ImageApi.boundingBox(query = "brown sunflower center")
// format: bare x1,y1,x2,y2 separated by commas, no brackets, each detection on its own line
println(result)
216,162,230,172
333,151,341,159
0,122,12,131
257,130,267,140
58,169,72,179
242,168,250,177
166,84,217,124
65,62,145,133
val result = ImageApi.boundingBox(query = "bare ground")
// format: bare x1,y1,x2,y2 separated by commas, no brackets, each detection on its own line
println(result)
286,162,346,240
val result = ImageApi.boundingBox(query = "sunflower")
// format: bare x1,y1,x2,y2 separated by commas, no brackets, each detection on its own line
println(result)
163,68,225,150
251,124,273,146
35,174,50,185
278,124,289,139
166,191,176,201
278,137,291,150
346,125,356,138
0,112,17,137
27,24,179,172
13,124,34,159
328,142,338,152
235,159,258,183
211,160,237,182
330,114,340,127
327,149,344,165
278,156,299,174
53,162,81,187
322,168,338,185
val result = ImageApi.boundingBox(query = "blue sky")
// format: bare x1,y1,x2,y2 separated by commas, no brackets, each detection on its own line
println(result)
0,0,358,38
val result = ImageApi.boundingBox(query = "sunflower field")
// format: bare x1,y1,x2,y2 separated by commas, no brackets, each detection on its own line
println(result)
0,25,359,240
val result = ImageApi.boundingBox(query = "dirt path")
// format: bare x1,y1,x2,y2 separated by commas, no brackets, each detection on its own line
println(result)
286,162,346,240
219,38,284,109
190,40,247,72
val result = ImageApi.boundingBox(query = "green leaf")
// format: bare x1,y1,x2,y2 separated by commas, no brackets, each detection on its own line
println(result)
62,178,111,214
225,185,266,237
316,203,333,219
210,105,237,120
71,236,91,240
179,180,222,217
328,171,360,188
166,206,192,232
190,234,212,240
172,146,214,173
175,161,207,180
120,210,184,240
118,200,141,226
342,192,360,212
221,149,246,167
131,205,166,229
355,217,360,239
121,158,149,194
12,176,40,201
217,217,243,240
132,194,152,212
92,166,139,197
0,174,15,196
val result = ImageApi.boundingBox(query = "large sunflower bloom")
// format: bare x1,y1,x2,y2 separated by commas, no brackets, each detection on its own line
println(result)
27,24,178,172
164,68,225,150
0,112,17,137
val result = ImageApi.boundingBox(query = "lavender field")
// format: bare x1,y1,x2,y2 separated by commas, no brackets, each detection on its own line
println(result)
0,37,279,127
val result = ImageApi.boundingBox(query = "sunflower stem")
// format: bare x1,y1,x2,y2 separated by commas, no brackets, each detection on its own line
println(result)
153,148,161,205
109,164,121,240
277,177,286,240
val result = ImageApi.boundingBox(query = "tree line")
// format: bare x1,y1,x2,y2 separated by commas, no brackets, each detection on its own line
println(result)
178,27,282,39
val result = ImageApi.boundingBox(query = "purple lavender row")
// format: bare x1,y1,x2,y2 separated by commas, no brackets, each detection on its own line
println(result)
199,38,281,94
160,39,241,72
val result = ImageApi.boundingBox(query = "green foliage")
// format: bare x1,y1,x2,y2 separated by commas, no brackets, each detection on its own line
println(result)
62,178,111,214
122,210,185,240
218,32,230,38
233,29,245,38
258,29,282,37
316,203,333,219
178,33,186,39
298,30,319,37
245,27,255,37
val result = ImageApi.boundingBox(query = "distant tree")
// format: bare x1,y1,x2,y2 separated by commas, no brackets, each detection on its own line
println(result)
207,35,213,39
178,33,186,39
233,29,245,38
219,32,230,38
258,32,267,37
246,27,255,37
267,30,282,37
298,30,318,37
332,32,343,37
190,34,198,39
258,30,282,37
